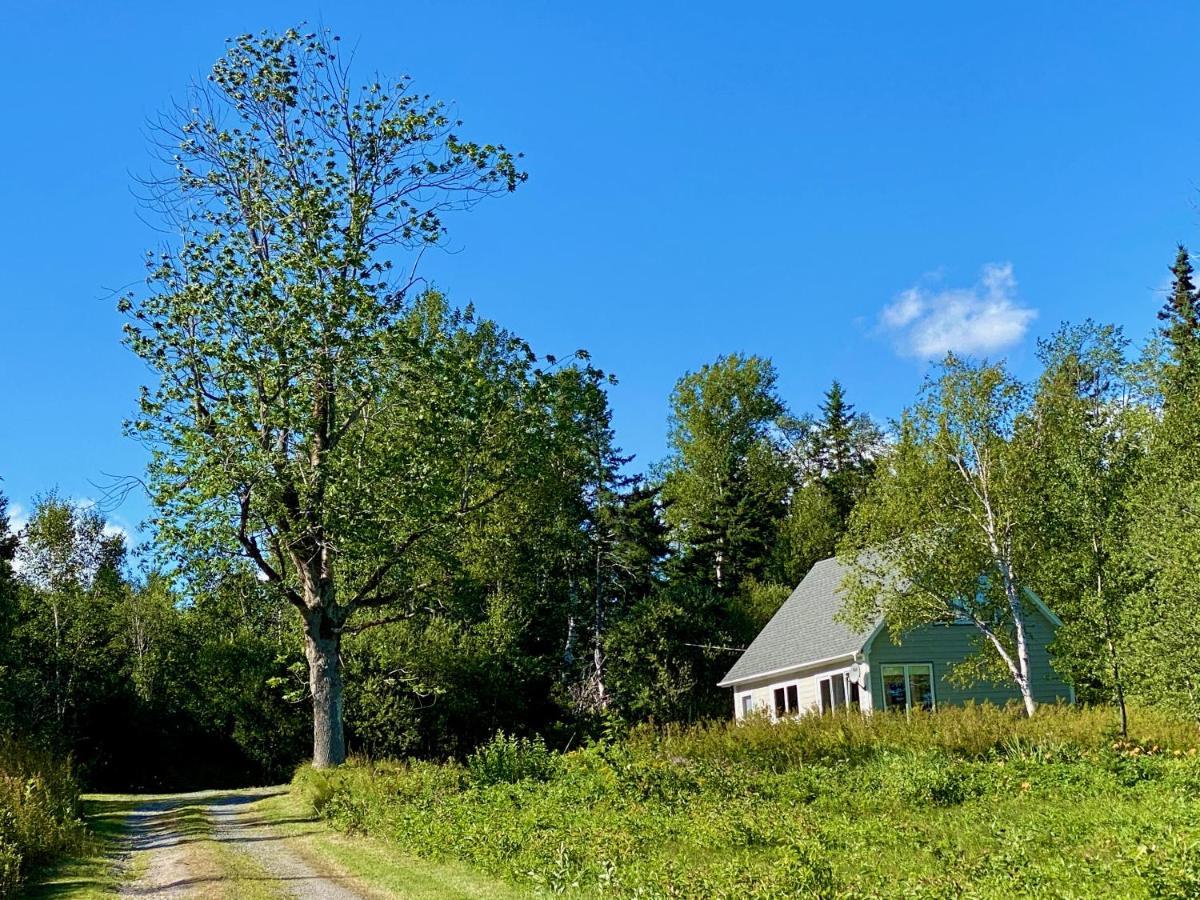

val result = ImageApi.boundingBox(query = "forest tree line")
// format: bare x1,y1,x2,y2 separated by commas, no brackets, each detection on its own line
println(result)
5,245,1200,785
3,29,1200,787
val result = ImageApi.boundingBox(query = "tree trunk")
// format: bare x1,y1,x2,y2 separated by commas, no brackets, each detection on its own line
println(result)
1002,569,1037,717
1109,637,1129,738
304,611,346,768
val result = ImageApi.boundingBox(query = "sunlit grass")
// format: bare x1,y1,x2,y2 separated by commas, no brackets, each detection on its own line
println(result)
253,791,528,899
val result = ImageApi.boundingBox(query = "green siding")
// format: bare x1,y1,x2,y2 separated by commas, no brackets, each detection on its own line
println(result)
867,610,1073,710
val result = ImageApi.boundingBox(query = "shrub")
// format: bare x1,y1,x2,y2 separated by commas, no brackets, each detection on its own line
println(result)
0,739,84,895
467,732,557,786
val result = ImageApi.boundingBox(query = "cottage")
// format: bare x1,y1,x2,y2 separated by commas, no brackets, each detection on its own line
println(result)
718,556,1075,719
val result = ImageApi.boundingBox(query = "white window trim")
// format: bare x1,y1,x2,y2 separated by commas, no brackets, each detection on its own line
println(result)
739,693,754,719
880,662,936,713
815,666,854,714
770,679,803,721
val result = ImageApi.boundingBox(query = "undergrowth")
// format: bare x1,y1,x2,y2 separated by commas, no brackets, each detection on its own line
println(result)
295,704,1200,898
0,739,84,896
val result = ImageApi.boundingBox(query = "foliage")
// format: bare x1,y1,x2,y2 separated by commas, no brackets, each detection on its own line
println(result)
660,353,790,594
604,579,742,723
466,732,558,786
1126,246,1200,719
120,26,537,766
840,355,1046,714
0,739,84,896
1023,322,1149,730
296,706,1200,898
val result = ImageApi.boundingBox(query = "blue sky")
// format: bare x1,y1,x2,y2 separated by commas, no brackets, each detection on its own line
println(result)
2,1,1199,544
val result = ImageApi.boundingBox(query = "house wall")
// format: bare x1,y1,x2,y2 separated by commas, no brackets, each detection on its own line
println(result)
730,657,871,720
866,613,1073,710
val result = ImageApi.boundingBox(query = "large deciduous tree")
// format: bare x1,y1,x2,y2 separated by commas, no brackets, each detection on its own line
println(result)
660,353,790,594
839,356,1045,716
121,28,542,766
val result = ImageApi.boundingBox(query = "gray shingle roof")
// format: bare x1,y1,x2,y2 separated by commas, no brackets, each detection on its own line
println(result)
718,556,880,686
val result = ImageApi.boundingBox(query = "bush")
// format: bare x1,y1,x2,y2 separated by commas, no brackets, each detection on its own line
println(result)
0,739,84,895
467,731,557,786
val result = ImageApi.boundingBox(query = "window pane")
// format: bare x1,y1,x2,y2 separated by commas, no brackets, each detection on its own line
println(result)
786,684,799,713
910,666,934,711
849,681,860,708
882,666,908,711
831,676,847,709
741,695,752,716
774,687,786,717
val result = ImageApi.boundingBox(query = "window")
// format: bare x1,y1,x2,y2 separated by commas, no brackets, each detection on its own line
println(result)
881,664,935,713
773,683,800,718
740,694,753,717
818,672,860,713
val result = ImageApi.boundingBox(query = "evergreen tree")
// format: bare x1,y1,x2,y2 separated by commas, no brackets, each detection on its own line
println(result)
772,381,884,584
1159,244,1200,378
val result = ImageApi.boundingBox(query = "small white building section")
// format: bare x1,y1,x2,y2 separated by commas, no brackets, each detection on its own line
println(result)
718,558,878,720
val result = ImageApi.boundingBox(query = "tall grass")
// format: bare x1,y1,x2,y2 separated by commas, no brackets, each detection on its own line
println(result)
296,705,1200,898
0,739,84,895
641,702,1198,768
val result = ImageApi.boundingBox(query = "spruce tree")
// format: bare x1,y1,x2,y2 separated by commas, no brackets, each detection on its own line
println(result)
1159,244,1200,380
795,381,883,525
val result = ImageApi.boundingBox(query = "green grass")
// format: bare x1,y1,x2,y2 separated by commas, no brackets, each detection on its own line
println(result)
293,705,1200,898
252,790,528,898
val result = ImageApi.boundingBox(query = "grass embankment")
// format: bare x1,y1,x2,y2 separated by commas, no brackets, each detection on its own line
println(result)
0,740,87,896
294,705,1200,898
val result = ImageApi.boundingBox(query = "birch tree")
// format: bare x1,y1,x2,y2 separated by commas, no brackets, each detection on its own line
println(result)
839,355,1046,716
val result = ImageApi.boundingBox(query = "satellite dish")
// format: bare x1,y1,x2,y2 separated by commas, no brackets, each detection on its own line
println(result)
847,663,862,684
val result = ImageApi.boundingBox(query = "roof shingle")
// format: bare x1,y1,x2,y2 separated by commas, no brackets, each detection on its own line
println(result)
718,556,879,686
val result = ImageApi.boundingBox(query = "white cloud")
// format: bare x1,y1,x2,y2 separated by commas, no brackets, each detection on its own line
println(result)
7,503,28,534
103,522,131,544
879,263,1037,358
7,504,28,574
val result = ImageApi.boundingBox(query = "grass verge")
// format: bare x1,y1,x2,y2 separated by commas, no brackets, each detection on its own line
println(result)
253,790,528,899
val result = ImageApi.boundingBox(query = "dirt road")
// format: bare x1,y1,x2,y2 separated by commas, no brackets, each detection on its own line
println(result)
114,788,369,899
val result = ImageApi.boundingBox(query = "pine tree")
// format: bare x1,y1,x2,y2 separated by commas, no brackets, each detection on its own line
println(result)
1159,244,1200,380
